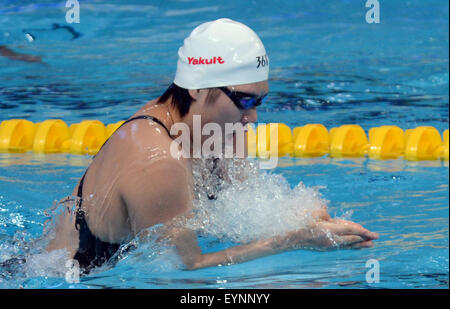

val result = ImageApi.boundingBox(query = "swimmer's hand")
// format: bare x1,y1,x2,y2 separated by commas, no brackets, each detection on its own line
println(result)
281,213,379,250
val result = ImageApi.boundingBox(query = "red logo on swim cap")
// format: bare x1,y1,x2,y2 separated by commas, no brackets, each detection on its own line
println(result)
187,56,225,65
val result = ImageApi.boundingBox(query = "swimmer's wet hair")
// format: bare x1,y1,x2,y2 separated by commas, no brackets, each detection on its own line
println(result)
158,83,192,117
158,83,220,117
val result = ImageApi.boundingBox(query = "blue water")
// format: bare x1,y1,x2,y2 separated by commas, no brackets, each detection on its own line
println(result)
0,0,448,288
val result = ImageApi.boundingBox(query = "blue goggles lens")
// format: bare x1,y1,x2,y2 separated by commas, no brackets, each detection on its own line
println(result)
239,95,267,109
218,87,267,110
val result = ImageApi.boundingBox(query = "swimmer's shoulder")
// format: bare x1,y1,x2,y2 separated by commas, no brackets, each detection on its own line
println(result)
109,113,173,151
109,112,191,173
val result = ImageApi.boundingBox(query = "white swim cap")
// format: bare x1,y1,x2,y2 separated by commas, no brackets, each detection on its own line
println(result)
174,18,269,89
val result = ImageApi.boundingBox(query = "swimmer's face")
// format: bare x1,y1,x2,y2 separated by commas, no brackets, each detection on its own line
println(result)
188,80,268,156
189,80,268,125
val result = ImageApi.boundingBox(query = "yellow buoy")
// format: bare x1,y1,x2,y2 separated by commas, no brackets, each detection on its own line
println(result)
442,130,449,160
404,126,442,161
256,123,293,158
0,119,36,152
329,125,369,157
64,120,107,155
293,124,329,157
368,125,405,159
32,119,70,153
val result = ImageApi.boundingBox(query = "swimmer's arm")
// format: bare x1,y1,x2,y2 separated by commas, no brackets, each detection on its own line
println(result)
168,227,289,270
121,158,195,235
168,221,379,270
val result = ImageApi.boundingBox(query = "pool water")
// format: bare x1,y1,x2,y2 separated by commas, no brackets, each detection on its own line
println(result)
0,0,448,288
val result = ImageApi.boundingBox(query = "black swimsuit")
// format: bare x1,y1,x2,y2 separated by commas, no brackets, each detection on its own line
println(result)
73,115,171,274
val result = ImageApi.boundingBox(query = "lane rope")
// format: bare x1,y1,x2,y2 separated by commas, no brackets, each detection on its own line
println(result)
0,119,448,161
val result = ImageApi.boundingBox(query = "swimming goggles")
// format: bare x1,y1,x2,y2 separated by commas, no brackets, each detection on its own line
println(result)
218,87,267,110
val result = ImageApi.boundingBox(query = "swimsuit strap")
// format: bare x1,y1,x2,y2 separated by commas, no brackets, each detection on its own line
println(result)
130,115,171,136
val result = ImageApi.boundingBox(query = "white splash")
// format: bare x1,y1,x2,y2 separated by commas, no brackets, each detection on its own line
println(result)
185,158,327,243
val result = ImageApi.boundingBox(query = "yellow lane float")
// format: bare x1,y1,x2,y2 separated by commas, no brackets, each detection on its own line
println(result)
442,130,449,160
0,119,36,152
62,120,107,155
255,123,293,158
293,124,329,157
368,125,405,160
33,119,70,153
0,119,448,161
329,125,369,158
404,126,443,161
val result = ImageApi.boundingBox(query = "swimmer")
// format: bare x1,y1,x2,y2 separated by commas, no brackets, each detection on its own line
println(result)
0,23,81,65
43,18,378,274
0,45,42,63
22,23,82,41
